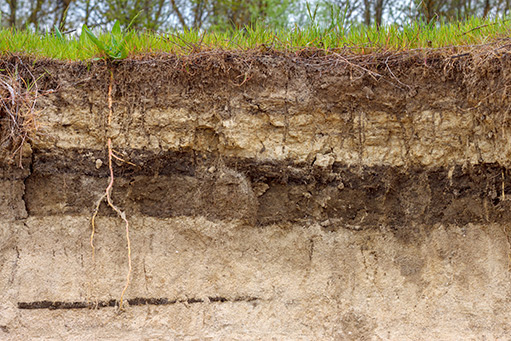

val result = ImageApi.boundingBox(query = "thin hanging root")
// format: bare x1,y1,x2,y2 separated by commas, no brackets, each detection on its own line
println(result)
90,139,133,311
90,67,133,311
502,169,506,202
107,69,113,125
105,139,132,310
90,192,106,262
111,149,136,166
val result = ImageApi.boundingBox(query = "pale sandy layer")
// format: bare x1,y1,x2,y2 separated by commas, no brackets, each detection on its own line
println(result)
33,76,511,168
2,216,510,339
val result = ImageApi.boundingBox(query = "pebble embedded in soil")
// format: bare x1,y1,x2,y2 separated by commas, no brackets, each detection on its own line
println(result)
95,159,103,169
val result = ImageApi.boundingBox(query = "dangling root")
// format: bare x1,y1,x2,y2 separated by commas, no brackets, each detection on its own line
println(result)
111,148,136,166
90,67,132,311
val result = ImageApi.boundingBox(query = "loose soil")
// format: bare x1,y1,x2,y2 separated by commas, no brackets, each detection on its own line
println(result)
2,46,511,339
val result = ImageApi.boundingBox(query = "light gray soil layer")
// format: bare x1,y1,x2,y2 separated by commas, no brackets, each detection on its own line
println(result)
2,217,511,339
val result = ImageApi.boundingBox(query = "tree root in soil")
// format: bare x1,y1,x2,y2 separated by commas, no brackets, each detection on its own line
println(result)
90,68,132,311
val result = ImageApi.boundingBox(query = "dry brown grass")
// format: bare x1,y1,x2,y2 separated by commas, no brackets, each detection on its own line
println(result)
0,58,56,166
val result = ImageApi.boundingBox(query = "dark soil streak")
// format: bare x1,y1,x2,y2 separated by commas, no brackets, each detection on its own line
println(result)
13,148,511,228
17,296,259,310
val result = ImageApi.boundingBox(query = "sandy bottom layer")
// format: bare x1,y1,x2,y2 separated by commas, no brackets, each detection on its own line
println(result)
1,216,511,339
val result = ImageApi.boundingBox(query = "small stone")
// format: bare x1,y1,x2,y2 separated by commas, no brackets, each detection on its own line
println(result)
95,159,103,169
208,166,216,173
314,153,335,169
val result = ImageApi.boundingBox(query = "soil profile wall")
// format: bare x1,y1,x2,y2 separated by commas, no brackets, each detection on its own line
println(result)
1,48,511,339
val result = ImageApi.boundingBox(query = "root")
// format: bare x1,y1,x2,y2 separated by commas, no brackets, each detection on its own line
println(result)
90,67,132,311
90,192,105,262
502,169,506,202
105,139,132,310
111,148,136,166
0,59,50,167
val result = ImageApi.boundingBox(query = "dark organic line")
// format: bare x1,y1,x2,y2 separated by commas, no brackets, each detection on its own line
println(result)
17,296,259,310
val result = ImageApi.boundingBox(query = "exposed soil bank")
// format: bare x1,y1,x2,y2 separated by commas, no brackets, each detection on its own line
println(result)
2,47,511,339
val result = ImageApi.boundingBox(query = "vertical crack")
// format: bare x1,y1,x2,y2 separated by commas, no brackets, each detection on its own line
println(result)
283,71,290,155
357,110,365,167
308,238,314,262
19,147,35,219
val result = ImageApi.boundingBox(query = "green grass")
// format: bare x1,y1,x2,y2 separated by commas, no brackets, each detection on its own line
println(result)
1,16,510,60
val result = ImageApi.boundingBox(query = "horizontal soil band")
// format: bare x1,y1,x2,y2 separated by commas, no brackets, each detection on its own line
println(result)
17,296,259,310
9,148,511,228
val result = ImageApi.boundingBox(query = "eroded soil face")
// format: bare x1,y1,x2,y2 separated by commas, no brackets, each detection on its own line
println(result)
2,48,511,339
